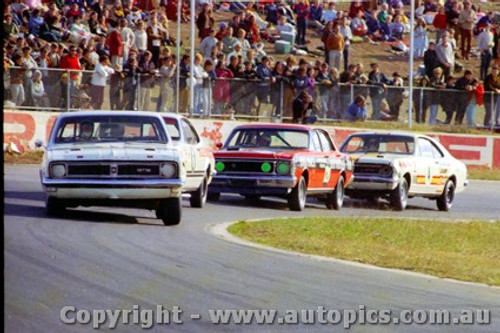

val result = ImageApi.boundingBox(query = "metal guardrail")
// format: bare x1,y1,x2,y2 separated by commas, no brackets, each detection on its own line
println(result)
4,66,499,130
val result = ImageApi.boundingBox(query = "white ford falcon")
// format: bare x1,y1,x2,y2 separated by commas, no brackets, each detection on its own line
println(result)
339,132,468,211
37,111,211,226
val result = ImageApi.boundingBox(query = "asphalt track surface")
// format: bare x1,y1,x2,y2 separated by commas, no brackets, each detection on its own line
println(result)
4,165,500,332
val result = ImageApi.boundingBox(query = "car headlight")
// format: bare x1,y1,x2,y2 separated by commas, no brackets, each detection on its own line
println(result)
50,163,66,178
160,163,177,178
276,162,291,174
378,165,393,178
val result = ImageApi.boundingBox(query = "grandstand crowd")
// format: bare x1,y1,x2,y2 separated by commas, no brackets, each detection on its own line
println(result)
3,0,500,127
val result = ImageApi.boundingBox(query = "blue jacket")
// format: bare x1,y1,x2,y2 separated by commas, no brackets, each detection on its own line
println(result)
345,102,367,121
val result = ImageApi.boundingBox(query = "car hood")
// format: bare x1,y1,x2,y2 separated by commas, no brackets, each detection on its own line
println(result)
349,153,411,164
214,148,308,160
46,142,179,161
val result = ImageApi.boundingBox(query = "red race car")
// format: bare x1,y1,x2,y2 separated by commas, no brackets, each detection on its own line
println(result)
208,123,354,211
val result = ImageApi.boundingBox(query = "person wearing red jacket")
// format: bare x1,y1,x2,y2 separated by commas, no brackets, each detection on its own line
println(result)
59,46,81,81
108,25,124,71
432,6,447,44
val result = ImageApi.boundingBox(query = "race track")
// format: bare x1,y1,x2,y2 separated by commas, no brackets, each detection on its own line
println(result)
4,165,500,332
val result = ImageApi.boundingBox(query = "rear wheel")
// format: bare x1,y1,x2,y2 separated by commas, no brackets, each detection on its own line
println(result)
156,198,182,226
190,176,207,208
326,176,344,210
46,196,66,216
437,179,455,212
390,178,408,211
288,176,307,211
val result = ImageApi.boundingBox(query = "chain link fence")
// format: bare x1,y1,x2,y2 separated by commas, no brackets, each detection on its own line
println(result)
4,66,499,129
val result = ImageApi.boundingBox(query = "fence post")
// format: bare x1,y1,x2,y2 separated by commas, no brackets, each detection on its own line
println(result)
491,92,495,131
278,80,283,121
136,73,141,111
66,70,70,112
419,88,423,123
208,77,212,118
350,84,354,104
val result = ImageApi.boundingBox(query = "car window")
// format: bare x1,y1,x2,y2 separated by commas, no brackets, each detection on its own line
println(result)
311,131,322,152
226,129,309,149
163,117,180,141
181,119,199,145
53,115,168,144
418,138,437,158
317,130,335,152
341,135,414,154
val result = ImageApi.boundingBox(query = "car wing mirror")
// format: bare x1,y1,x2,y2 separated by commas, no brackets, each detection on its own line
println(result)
35,139,44,148
215,142,223,149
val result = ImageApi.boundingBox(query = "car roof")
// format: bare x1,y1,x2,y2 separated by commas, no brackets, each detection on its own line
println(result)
56,111,167,118
349,131,418,138
234,123,314,131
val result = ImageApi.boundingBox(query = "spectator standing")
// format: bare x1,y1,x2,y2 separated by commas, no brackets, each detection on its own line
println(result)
295,0,309,46
339,17,352,72
157,56,176,112
9,54,26,106
200,29,217,61
122,57,139,110
321,20,334,64
137,51,156,111
455,70,478,125
202,59,216,117
428,67,446,124
147,14,164,66
31,70,50,108
196,3,214,40
346,95,368,121
441,75,457,124
424,41,440,77
90,55,115,110
436,35,454,78
120,19,135,65
316,62,333,118
368,63,389,120
477,23,494,81
386,72,405,120
446,0,460,49
414,18,428,58
192,53,207,116
255,56,274,117
433,6,447,44
326,24,344,71
458,1,475,60
213,60,234,115
179,54,190,113
59,45,82,107
222,27,238,54
133,20,148,59
483,66,500,127
414,76,432,123
108,24,124,72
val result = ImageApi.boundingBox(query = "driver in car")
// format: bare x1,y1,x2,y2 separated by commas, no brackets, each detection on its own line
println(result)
79,122,94,140
257,133,272,147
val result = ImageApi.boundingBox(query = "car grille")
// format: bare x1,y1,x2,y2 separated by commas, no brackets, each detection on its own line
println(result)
354,163,386,174
64,162,162,178
219,160,276,173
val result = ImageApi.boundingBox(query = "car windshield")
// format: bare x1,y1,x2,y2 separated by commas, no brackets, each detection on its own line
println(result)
226,129,309,150
341,135,415,155
52,115,168,144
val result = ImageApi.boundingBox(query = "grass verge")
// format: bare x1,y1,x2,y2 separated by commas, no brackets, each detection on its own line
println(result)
228,217,500,286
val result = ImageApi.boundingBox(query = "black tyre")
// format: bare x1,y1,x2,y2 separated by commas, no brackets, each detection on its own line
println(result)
390,178,408,211
288,176,307,211
156,197,182,226
46,196,66,216
190,176,207,208
366,196,379,205
326,175,344,210
437,179,455,212
207,191,220,201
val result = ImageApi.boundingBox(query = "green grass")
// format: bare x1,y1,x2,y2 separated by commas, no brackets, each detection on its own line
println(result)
468,168,500,181
228,217,500,286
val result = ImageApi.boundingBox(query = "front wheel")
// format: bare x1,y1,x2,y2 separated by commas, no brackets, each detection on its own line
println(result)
156,197,182,226
326,175,344,210
436,179,455,212
390,178,408,211
288,176,307,211
190,176,207,208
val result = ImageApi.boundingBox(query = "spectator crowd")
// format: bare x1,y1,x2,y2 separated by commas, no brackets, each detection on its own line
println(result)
3,0,500,127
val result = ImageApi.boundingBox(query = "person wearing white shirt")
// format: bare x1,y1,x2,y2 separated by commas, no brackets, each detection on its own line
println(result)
321,2,337,23
199,29,218,60
192,53,208,116
339,17,352,72
276,15,296,39
435,35,454,77
119,18,135,63
91,55,115,109
227,43,246,62
478,23,494,81
133,20,148,56
158,56,176,112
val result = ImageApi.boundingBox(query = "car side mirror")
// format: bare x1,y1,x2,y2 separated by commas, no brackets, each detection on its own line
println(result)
35,139,44,148
215,142,223,149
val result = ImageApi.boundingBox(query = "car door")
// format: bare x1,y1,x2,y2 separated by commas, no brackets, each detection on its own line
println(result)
306,130,324,189
425,138,448,195
414,138,436,193
316,129,340,189
180,118,203,190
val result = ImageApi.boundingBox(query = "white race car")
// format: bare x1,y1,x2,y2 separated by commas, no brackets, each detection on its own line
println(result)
340,132,468,211
38,111,212,225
